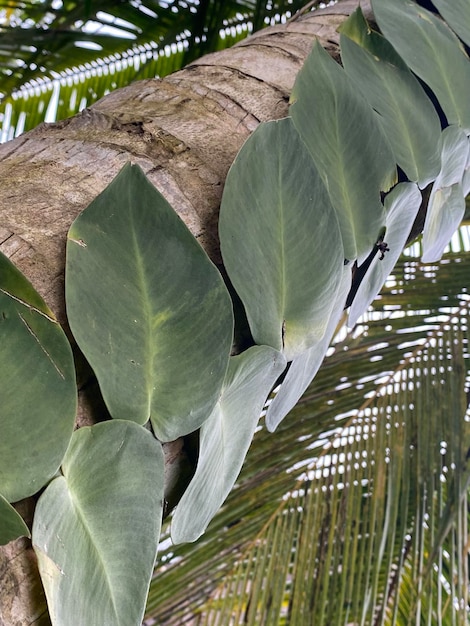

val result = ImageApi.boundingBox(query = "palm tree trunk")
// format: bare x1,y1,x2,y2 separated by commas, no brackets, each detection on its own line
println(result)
0,2,368,624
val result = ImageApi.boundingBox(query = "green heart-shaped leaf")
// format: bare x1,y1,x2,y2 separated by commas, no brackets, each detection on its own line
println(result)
372,0,470,132
422,126,469,263
33,420,164,626
290,40,396,263
219,118,344,361
0,493,30,545
66,163,233,441
266,266,351,432
171,345,286,543
0,251,76,502
339,8,441,188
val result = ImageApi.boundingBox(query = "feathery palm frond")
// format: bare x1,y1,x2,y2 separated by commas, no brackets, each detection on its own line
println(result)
0,0,312,140
144,227,470,625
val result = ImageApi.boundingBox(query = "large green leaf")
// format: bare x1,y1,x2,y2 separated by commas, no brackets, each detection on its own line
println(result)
219,117,344,361
421,126,469,263
372,0,470,132
0,251,76,502
66,162,233,441
265,265,351,432
339,8,441,188
348,182,421,326
290,40,397,264
33,420,164,626
432,0,470,47
0,493,30,545
171,345,286,544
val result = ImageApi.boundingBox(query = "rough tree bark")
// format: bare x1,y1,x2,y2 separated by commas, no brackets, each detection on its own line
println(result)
0,2,368,623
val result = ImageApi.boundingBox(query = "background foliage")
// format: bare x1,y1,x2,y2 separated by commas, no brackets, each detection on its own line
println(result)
0,0,310,141
147,232,470,625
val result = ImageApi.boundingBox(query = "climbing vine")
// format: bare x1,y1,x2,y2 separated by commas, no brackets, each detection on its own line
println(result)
1,1,469,623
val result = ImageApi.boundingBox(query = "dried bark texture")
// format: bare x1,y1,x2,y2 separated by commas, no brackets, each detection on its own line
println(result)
0,2,367,624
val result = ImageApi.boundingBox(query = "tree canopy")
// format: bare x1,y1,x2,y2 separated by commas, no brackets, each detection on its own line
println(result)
0,0,309,140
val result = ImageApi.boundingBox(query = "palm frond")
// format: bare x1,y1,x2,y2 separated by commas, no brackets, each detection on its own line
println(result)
0,0,311,140
144,229,470,625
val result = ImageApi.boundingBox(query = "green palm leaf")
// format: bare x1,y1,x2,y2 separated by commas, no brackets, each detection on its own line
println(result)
0,0,308,139
145,228,470,625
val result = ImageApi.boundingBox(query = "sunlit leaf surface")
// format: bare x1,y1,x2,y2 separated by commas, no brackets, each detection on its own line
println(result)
66,162,233,441
290,40,396,263
171,346,286,544
422,126,469,263
219,118,344,360
0,251,76,502
372,0,470,132
194,314,469,626
33,420,164,626
266,265,351,432
0,493,30,545
339,7,441,187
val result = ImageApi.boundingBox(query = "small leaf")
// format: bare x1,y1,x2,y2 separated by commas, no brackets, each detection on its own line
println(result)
66,162,233,441
339,8,441,188
33,420,164,626
0,253,55,320
171,346,287,543
348,182,422,327
422,126,469,263
290,40,396,263
431,0,470,48
422,184,465,264
0,251,76,502
219,118,344,361
0,493,30,545
266,266,351,432
372,0,470,132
